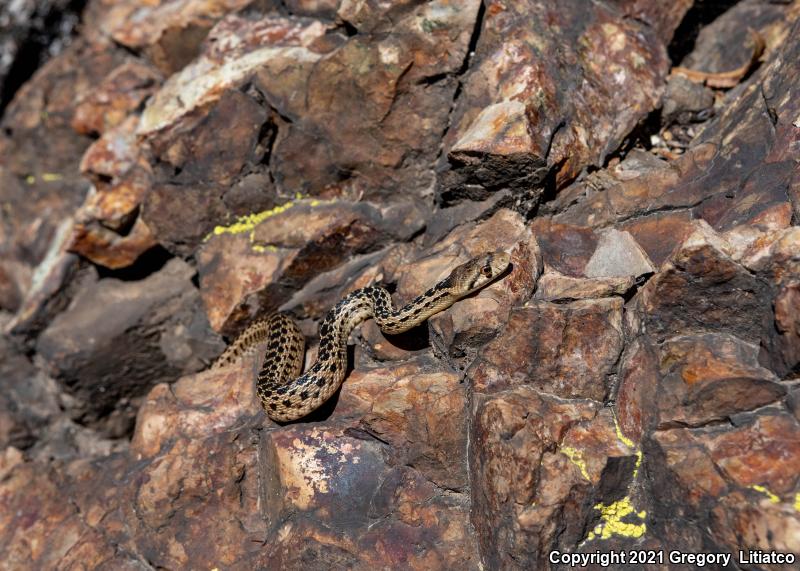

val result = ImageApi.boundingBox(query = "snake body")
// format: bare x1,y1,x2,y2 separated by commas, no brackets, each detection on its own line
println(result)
213,251,510,422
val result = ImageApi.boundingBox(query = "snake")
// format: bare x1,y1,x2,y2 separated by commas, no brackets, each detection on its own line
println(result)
212,251,511,422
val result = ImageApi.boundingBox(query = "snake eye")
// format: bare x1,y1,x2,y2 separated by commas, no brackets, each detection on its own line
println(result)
481,264,492,277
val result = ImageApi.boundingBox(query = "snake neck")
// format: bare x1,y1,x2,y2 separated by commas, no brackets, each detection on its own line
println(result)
373,282,459,334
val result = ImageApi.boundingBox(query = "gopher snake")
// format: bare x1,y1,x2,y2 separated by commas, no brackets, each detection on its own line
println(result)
213,252,511,422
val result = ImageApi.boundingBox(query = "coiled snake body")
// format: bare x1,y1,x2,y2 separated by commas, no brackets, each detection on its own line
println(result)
213,252,510,422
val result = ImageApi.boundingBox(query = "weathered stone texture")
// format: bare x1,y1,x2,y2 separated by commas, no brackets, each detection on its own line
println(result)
2,2,800,571
439,0,687,206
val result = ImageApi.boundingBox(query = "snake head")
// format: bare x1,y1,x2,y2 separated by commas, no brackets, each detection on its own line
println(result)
449,251,511,295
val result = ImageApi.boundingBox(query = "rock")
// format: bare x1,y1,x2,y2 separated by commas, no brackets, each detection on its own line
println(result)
269,1,482,200
36,259,222,434
533,272,635,302
679,0,796,75
469,298,624,401
531,219,599,277
3,3,800,570
108,0,261,75
0,0,83,113
584,229,655,278
142,87,277,255
656,333,786,428
661,75,715,126
653,413,800,557
555,10,800,232
198,199,423,336
439,0,686,204
339,358,469,491
619,210,695,267
4,218,83,346
0,338,59,450
69,116,159,269
636,221,772,345
470,389,636,568
71,60,161,136
0,40,128,314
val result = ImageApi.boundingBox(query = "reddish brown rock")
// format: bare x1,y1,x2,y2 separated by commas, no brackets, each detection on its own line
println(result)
338,358,469,491
636,221,772,345
108,0,259,75
269,2,481,199
555,12,800,234
531,219,598,277
615,339,659,442
0,41,129,312
4,3,800,571
678,0,799,75
69,116,159,269
470,389,638,568
656,333,785,428
469,297,623,400
653,413,800,559
620,210,695,267
439,0,684,203
197,199,420,336
260,450,478,570
71,60,161,136
142,88,276,255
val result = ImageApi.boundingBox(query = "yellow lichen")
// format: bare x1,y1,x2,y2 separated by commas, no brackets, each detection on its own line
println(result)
611,411,643,478
581,410,647,544
586,497,647,541
205,193,310,250
794,492,800,511
750,485,780,504
561,446,591,481
25,173,63,184
633,449,643,479
212,200,295,237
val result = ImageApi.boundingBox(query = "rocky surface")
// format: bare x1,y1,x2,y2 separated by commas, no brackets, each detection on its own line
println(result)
1,1,800,570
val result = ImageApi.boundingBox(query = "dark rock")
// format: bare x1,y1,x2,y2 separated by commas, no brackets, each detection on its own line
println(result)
36,259,221,434
656,333,786,428
679,0,794,74
0,0,83,114
0,338,58,450
636,222,772,345
661,75,715,126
